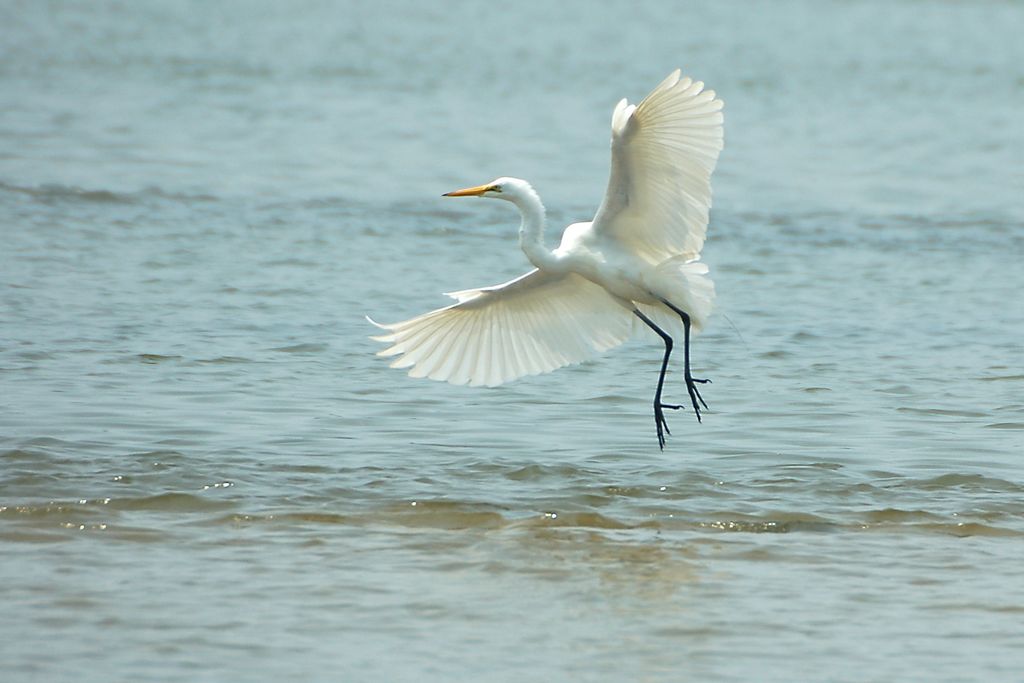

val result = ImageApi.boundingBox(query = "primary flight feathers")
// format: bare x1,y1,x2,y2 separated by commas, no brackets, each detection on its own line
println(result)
369,270,633,387
595,69,724,264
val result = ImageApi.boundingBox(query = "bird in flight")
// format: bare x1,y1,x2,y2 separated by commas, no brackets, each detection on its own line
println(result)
369,69,724,449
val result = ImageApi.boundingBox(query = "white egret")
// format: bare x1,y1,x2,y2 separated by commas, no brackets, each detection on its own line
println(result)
369,69,724,449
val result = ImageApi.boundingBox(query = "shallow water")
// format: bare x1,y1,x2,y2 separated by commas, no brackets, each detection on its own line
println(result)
2,1,1023,681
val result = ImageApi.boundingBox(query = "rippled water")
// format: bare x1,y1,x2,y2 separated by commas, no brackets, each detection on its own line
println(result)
2,1,1023,681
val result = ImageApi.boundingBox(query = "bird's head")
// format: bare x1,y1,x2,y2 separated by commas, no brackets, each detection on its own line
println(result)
442,177,534,203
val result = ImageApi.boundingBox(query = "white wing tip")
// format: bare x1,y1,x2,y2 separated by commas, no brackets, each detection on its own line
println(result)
612,98,636,135
366,315,400,349
651,68,682,95
443,287,484,303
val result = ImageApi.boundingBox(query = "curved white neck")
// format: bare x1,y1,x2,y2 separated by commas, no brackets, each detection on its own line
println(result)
509,188,560,271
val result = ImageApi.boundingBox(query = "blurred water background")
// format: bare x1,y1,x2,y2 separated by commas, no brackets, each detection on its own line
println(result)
2,1,1023,681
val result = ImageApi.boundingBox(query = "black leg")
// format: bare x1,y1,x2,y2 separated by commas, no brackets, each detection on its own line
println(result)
634,309,684,450
659,299,710,421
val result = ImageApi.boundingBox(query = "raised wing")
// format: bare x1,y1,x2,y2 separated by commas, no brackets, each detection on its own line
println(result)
368,270,633,387
591,69,724,264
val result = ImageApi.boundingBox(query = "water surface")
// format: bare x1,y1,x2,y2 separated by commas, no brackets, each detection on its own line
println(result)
2,1,1023,681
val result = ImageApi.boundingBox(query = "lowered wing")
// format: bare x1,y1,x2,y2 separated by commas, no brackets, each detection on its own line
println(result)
369,269,634,387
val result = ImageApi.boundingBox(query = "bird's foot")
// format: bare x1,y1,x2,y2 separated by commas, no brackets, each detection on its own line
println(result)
654,402,683,450
684,374,710,422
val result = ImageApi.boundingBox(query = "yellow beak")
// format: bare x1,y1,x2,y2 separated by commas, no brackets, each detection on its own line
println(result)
442,183,493,197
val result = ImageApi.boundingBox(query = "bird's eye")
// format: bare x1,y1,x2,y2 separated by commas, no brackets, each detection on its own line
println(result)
489,185,503,193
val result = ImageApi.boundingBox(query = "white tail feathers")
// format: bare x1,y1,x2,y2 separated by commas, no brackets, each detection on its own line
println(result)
667,258,715,331
634,256,715,340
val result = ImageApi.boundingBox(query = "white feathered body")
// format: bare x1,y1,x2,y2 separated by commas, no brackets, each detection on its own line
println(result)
553,219,714,324
370,70,723,387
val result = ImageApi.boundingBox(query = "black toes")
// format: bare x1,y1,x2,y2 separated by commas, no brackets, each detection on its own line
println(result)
685,374,710,413
654,403,672,450
653,377,711,447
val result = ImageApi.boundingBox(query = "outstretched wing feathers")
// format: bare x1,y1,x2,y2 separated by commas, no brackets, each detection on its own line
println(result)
592,69,724,264
370,70,722,387
369,270,634,387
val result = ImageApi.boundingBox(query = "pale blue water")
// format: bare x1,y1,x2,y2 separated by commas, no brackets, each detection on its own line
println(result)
2,1,1023,681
